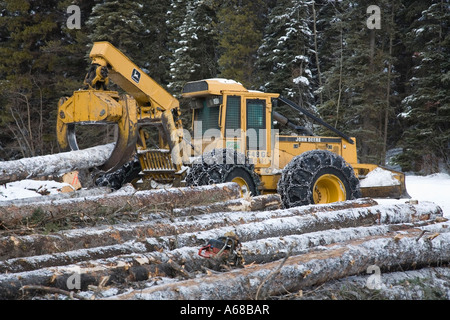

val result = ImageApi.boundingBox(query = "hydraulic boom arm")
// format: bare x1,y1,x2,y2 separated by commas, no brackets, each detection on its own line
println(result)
56,42,186,176
87,42,179,111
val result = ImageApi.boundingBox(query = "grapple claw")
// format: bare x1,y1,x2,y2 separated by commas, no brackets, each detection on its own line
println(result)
56,91,139,173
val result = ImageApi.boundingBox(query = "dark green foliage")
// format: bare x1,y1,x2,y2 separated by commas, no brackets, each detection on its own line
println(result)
0,0,447,174
214,0,266,88
0,0,93,159
395,0,450,173
167,0,220,95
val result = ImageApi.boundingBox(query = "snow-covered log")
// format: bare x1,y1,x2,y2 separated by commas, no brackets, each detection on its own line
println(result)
0,144,115,185
299,266,450,300
144,201,443,251
0,182,242,227
171,194,283,217
106,228,450,300
3,211,444,275
0,201,386,272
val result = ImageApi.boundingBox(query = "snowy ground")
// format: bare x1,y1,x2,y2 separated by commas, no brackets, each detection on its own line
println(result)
1,173,449,218
376,173,450,218
0,179,73,201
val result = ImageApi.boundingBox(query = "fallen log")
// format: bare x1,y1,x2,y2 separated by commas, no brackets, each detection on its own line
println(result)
0,144,115,185
0,240,149,274
144,201,443,251
295,266,450,300
0,187,112,208
0,199,382,273
106,228,450,300
0,198,381,260
171,193,283,217
139,193,283,221
1,220,446,300
0,182,242,227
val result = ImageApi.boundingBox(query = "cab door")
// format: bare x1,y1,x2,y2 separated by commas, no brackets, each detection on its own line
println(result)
223,95,243,153
245,98,271,165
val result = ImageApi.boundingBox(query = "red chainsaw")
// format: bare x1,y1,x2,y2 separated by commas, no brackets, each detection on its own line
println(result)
198,236,240,259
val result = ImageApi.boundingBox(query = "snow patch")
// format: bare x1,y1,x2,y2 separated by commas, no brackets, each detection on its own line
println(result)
0,180,73,201
293,76,309,86
360,167,400,187
206,78,242,85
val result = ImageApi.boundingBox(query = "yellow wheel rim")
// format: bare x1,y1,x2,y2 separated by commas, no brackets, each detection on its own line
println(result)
313,174,346,204
231,177,250,196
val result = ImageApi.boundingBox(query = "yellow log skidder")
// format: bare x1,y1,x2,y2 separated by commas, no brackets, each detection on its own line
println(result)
56,42,409,208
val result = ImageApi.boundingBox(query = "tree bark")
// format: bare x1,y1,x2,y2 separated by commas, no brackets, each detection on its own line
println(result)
311,2,323,106
0,201,445,300
171,194,282,217
0,182,242,228
0,144,115,185
147,201,442,251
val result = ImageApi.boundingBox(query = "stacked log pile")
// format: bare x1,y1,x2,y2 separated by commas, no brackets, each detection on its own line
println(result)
0,182,448,300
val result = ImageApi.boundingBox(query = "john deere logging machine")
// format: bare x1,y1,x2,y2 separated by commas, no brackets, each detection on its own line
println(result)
56,42,409,208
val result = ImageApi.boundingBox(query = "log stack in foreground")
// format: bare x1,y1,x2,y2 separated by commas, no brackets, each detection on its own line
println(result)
0,181,447,300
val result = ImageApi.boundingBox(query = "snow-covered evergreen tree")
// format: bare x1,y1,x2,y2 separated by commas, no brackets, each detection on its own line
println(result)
138,0,172,86
86,0,146,66
167,0,219,96
0,0,93,158
256,0,314,111
316,0,399,164
396,0,450,173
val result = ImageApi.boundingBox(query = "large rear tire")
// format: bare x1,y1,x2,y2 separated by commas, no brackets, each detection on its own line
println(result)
185,149,260,197
277,150,361,208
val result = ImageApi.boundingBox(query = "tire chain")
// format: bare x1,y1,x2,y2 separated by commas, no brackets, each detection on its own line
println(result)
95,156,142,190
185,148,261,195
277,150,361,208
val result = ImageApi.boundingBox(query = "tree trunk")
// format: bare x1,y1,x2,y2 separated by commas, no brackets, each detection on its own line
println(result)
0,182,242,228
382,5,394,165
171,194,282,217
0,200,444,299
311,2,323,106
149,201,442,251
0,144,115,185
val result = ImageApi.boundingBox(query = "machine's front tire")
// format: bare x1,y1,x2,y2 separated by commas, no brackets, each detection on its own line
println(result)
185,149,260,197
277,150,361,208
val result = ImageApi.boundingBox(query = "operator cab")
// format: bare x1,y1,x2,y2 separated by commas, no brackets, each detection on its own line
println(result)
182,79,279,165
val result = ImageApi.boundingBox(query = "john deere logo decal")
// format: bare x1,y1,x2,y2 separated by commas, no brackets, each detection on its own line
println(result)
131,69,141,83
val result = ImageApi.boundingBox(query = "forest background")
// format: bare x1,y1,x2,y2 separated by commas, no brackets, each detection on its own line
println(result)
0,0,448,174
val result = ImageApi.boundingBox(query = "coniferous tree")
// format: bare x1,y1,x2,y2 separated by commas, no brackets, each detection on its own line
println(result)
167,0,219,96
0,0,447,173
256,0,315,134
88,0,173,86
139,0,173,86
256,0,314,106
215,0,266,88
86,0,146,65
316,0,399,165
0,0,91,159
396,0,450,173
